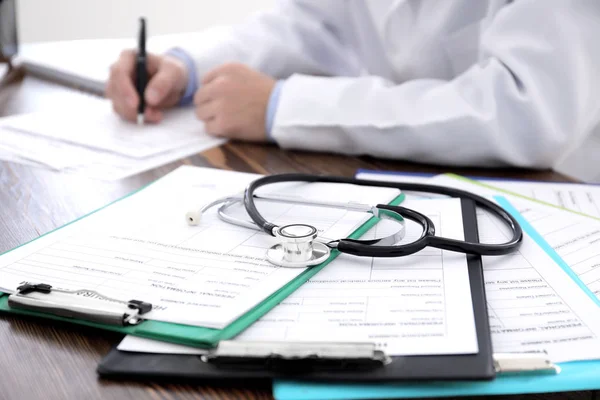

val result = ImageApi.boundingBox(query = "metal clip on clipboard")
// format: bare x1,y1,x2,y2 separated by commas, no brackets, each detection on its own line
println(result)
493,352,559,375
202,341,392,371
7,284,560,377
200,342,558,375
7,283,152,326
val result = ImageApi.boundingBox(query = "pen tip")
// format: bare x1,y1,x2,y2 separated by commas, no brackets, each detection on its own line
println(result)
137,114,144,125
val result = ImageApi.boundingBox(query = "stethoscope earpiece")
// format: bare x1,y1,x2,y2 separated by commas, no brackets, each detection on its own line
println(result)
185,209,202,226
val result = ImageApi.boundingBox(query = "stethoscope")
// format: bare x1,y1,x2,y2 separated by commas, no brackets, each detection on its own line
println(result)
186,174,523,268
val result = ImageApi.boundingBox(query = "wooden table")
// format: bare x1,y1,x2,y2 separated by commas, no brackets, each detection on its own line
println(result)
0,69,593,400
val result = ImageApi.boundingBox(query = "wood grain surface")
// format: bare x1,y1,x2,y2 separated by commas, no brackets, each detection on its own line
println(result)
0,72,595,400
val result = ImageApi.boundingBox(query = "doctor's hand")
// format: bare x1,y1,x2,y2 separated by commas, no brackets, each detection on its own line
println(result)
106,50,188,123
194,63,276,142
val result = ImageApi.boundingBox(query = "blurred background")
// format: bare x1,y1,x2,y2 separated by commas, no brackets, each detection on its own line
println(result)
0,0,278,93
17,0,275,43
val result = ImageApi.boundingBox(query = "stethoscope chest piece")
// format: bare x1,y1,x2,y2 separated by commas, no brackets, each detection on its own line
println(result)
266,224,331,268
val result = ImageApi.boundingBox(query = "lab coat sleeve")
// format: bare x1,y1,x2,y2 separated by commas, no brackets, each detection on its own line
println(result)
179,0,362,79
271,0,600,168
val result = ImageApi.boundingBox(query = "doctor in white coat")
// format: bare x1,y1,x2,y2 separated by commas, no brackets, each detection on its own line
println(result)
106,0,600,175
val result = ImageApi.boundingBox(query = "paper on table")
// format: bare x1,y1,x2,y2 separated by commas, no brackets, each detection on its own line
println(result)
429,175,600,299
0,148,52,169
0,126,84,170
357,172,600,300
0,125,225,180
356,171,600,218
121,197,480,356
0,166,400,329
511,202,600,298
445,174,600,220
0,105,225,180
478,204,600,361
485,179,600,217
1,101,210,158
0,132,65,170
67,136,226,181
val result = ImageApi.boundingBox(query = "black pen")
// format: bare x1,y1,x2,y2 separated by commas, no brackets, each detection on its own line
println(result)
136,17,147,125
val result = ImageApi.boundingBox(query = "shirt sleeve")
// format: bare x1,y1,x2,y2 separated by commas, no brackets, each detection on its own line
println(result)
265,80,284,142
166,47,199,106
174,1,362,82
271,0,600,168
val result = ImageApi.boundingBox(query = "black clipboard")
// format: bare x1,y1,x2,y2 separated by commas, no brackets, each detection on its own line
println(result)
97,198,495,382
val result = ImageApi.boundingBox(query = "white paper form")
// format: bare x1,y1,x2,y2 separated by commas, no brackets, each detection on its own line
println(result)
118,198,600,362
475,179,600,218
478,208,600,362
236,198,477,355
0,101,212,158
355,172,600,217
119,213,600,362
512,203,600,299
0,125,225,180
0,107,225,180
430,175,600,299
333,172,600,361
0,140,59,169
121,198,479,356
0,166,400,329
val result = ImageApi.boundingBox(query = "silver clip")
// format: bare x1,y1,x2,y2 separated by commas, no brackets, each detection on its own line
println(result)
493,352,559,375
202,341,391,369
7,283,152,326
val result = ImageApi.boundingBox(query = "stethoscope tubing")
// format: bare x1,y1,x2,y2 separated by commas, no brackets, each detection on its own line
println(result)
244,173,523,257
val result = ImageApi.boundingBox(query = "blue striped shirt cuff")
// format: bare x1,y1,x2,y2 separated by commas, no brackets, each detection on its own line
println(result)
265,80,284,142
166,48,198,106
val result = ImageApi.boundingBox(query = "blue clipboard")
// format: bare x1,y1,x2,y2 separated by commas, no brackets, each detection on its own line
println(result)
273,171,600,400
274,360,600,400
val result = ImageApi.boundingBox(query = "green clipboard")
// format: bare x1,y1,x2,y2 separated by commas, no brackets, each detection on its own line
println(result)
0,173,405,348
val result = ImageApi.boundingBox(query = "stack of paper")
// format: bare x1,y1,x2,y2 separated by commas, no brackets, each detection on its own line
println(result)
120,195,484,356
115,170,600,398
271,171,600,399
0,96,225,180
1,31,235,179
120,173,600,359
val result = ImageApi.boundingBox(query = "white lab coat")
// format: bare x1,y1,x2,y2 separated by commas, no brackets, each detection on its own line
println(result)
182,0,600,173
